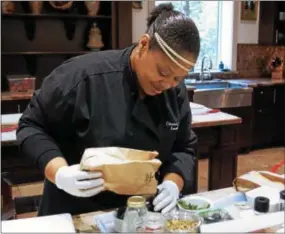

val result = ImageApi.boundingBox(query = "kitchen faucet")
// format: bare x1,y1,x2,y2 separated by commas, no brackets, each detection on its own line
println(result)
199,55,213,81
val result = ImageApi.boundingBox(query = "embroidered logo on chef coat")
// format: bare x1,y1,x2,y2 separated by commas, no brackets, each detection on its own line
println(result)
165,121,179,131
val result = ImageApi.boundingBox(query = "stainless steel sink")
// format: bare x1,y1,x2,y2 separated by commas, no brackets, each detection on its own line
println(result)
189,81,246,90
185,79,253,108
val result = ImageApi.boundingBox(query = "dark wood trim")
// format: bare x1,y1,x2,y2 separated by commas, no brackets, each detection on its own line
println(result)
111,2,118,49
116,1,133,49
2,13,112,20
208,147,238,190
2,51,89,55
14,195,42,215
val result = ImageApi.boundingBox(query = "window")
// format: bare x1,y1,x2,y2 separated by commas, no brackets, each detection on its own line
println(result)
154,1,222,70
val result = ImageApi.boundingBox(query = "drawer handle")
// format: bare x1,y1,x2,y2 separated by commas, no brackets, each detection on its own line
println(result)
260,91,263,95
17,105,20,113
273,89,276,104
259,109,262,113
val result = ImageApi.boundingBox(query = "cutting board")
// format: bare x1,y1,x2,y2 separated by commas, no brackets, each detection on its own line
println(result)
1,213,76,233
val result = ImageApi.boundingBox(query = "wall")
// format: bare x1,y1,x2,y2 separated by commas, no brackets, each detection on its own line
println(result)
131,1,262,71
132,1,150,43
236,1,260,44
132,1,260,44
237,44,285,78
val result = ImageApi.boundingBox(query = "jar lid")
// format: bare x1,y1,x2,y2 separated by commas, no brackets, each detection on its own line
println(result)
254,196,269,213
280,190,285,200
127,196,146,208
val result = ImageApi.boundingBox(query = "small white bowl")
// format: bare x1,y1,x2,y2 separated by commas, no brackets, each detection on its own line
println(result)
177,196,213,213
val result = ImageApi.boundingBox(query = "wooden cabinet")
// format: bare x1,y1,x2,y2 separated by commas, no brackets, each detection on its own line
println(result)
220,107,253,152
252,85,285,148
189,84,284,151
273,85,285,146
1,1,133,113
259,2,285,45
1,99,30,114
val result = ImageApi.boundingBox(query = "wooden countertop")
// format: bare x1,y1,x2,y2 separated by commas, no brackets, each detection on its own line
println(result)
190,102,241,128
192,111,241,128
72,187,235,233
1,106,241,144
1,92,33,101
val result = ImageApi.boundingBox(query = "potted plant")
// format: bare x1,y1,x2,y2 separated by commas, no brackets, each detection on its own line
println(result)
270,56,284,80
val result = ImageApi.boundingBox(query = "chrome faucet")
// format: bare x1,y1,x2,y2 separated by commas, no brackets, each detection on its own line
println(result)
199,55,212,81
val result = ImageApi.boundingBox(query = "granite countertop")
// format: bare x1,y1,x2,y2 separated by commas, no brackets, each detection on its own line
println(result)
185,78,285,91
228,78,285,87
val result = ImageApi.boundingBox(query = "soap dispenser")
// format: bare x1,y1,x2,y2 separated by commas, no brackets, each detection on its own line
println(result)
219,61,224,71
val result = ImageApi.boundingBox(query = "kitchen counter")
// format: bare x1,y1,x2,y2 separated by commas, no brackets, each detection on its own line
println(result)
190,102,241,128
72,187,235,233
229,78,285,87
1,106,241,196
1,92,33,101
1,107,241,145
192,111,241,128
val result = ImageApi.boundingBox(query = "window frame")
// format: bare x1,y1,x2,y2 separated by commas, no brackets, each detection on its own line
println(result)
150,1,233,71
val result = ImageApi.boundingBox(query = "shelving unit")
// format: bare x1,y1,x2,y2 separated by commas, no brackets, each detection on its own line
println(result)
1,1,133,220
2,12,112,19
275,2,285,45
1,1,132,102
2,51,89,55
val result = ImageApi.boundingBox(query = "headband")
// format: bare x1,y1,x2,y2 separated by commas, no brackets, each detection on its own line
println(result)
154,32,195,72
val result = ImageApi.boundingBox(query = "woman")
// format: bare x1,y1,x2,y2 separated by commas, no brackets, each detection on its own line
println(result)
17,3,200,216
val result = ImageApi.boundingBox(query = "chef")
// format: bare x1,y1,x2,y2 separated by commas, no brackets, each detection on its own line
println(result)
17,3,200,216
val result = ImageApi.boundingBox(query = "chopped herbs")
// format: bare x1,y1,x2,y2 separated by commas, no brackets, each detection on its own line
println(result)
178,200,210,210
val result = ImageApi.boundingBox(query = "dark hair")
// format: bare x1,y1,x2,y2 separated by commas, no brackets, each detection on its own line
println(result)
146,3,200,60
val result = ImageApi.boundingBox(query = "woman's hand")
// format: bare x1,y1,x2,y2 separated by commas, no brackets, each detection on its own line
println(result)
55,164,105,197
152,180,180,214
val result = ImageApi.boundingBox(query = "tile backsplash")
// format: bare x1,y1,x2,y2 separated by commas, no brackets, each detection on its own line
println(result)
237,44,285,78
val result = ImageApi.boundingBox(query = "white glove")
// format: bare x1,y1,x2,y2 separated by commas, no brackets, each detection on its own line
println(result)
55,164,105,197
153,180,180,214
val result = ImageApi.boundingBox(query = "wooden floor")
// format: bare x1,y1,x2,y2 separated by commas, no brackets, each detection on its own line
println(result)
198,146,285,192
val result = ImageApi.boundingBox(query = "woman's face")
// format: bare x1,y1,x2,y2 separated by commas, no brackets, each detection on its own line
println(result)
133,35,196,96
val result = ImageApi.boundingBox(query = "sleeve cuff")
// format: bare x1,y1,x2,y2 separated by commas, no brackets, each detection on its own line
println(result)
20,135,64,172
159,152,195,194
37,149,65,172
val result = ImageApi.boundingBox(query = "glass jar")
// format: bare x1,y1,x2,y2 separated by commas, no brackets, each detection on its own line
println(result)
163,210,202,233
122,196,148,232
143,212,164,233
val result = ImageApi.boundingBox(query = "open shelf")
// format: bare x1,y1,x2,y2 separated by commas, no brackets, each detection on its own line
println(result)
2,51,90,56
2,13,112,20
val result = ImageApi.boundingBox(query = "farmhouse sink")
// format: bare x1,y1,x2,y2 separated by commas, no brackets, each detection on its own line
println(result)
185,79,253,108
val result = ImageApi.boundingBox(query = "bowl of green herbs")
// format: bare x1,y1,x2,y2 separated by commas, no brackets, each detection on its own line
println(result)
177,196,213,213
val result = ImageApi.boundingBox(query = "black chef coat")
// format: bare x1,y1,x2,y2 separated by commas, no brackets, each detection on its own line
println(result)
16,45,197,216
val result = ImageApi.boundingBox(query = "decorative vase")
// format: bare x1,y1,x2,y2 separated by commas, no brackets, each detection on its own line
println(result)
49,1,73,11
85,1,100,16
2,1,15,14
29,1,43,15
87,23,104,50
